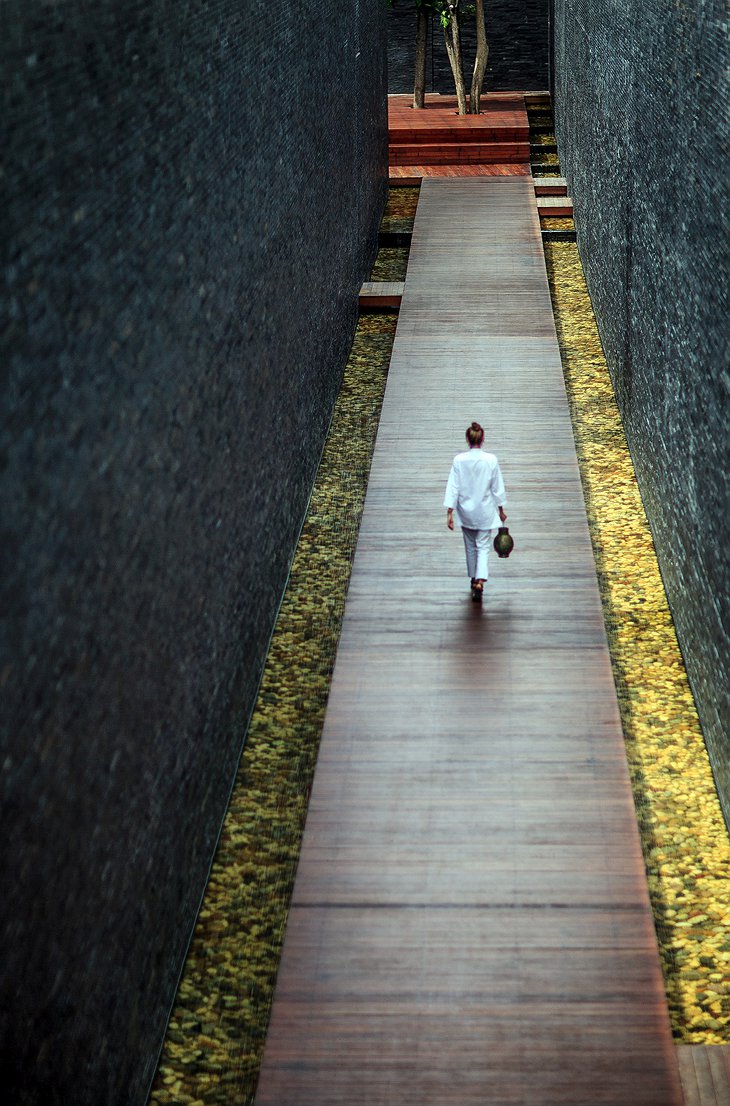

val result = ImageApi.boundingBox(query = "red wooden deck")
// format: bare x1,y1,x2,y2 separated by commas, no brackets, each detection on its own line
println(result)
388,93,529,138
389,93,531,179
254,178,684,1105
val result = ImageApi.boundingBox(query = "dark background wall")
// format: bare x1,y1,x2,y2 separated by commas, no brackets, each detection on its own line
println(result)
0,2,386,1103
388,0,549,94
553,1,729,819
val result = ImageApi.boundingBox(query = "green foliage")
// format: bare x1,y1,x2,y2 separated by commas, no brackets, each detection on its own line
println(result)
389,0,448,16
437,2,475,31
389,0,474,29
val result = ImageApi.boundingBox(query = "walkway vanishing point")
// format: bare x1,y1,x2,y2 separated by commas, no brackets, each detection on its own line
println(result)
253,178,685,1099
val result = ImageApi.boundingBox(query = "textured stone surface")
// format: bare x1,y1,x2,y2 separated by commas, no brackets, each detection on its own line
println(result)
552,0,730,824
545,238,730,1044
0,3,386,1103
387,1,549,95
148,309,398,1106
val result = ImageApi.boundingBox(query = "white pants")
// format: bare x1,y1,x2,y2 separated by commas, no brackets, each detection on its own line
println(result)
461,527,493,580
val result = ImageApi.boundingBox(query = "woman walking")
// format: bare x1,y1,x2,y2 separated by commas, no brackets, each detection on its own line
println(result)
444,421,507,601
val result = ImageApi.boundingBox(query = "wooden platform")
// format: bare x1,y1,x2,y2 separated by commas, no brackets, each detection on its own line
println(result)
389,92,529,136
254,178,683,1105
389,93,531,179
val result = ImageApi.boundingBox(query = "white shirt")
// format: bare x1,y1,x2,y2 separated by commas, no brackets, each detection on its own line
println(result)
444,447,507,530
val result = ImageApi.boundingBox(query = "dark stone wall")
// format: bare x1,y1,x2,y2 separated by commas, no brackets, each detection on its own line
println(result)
553,2,729,819
388,1,549,94
0,3,386,1103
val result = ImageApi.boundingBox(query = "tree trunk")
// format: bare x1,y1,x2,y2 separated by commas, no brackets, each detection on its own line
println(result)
469,0,489,114
443,3,467,115
413,8,429,109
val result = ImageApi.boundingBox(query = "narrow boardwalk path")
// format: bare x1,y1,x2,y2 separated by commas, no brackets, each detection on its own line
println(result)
254,178,683,1105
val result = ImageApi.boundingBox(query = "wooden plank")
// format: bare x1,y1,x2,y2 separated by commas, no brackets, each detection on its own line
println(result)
677,1048,703,1106
708,1047,730,1104
389,126,529,145
390,142,531,165
255,178,683,1106
677,1045,730,1106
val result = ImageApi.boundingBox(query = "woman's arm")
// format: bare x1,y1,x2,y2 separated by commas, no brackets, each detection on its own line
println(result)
491,461,507,522
444,462,459,529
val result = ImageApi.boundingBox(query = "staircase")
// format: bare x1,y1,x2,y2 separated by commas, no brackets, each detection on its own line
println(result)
388,93,531,178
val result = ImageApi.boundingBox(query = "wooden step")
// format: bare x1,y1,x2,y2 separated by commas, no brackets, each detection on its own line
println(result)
388,173,424,186
359,281,404,310
389,125,528,145
389,142,531,165
389,164,532,182
537,195,574,216
534,177,568,195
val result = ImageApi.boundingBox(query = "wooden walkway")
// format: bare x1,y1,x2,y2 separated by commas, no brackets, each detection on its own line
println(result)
254,178,684,1105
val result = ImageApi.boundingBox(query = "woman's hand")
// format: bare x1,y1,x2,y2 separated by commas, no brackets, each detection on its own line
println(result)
499,506,507,523
446,508,454,530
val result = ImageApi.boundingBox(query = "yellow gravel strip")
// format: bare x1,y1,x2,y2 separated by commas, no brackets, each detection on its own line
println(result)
544,241,730,1042
148,314,397,1106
